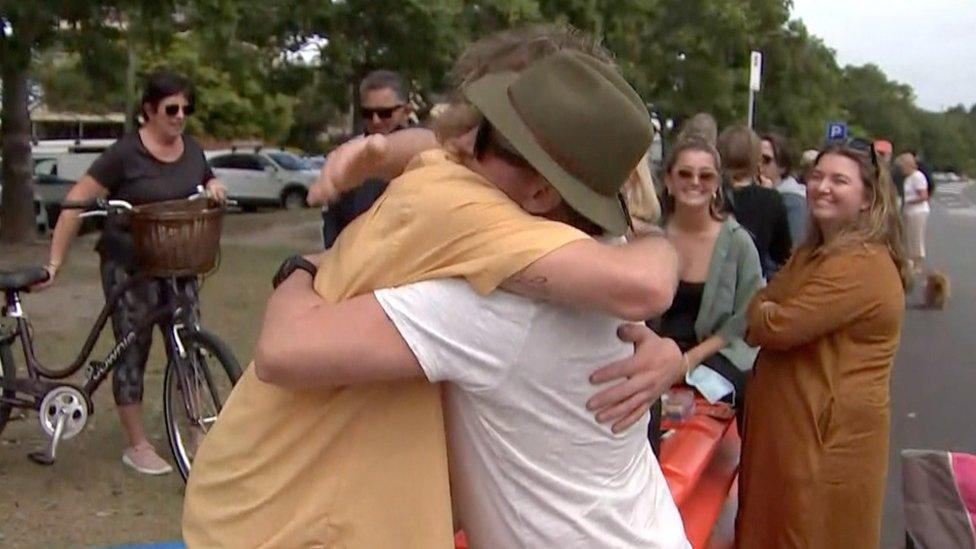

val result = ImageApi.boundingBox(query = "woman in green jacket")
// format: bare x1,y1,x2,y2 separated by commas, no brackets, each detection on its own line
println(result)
656,137,764,424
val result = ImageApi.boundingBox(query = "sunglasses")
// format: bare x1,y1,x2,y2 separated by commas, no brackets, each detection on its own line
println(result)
163,104,194,117
675,168,718,184
843,137,879,171
361,105,404,120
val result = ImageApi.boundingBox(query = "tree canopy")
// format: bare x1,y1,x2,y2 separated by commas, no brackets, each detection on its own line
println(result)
2,0,974,240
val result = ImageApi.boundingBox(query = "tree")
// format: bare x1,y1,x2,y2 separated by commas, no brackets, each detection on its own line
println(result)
0,0,180,242
1,1,76,242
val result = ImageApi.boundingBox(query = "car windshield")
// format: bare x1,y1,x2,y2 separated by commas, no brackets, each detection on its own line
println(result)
267,152,310,171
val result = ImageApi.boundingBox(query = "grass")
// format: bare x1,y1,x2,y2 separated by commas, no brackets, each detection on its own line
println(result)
0,208,321,547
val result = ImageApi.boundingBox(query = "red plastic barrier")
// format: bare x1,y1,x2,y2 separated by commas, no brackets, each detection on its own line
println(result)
660,401,739,548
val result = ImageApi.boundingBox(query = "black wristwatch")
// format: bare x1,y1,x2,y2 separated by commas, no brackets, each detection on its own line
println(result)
272,255,318,289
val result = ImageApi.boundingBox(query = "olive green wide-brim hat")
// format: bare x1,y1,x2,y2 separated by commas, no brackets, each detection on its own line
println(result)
464,50,653,235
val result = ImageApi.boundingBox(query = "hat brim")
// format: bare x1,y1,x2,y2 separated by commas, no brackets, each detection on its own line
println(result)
465,71,630,236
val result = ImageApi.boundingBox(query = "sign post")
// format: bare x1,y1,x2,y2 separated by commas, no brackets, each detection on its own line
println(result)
748,51,762,128
826,121,848,141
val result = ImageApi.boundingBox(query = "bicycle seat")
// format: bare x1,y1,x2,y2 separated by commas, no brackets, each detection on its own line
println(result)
0,267,49,291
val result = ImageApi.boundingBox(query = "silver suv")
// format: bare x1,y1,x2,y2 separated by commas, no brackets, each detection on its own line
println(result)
206,148,317,211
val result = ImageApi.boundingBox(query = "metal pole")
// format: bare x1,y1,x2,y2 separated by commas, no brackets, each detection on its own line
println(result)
747,89,755,129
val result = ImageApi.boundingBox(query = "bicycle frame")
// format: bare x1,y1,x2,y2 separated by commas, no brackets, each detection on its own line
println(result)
0,274,199,407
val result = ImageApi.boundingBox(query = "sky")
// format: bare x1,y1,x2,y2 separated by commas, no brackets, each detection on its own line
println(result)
791,0,976,112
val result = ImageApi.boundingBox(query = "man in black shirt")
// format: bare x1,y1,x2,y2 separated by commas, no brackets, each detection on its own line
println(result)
321,70,414,248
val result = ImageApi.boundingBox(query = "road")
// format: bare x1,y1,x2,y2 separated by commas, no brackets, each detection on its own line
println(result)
881,179,976,547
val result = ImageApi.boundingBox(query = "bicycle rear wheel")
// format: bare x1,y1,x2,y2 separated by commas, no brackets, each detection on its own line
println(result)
0,342,16,435
163,329,241,481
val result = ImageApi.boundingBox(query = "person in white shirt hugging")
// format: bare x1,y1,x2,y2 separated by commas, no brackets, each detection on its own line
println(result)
254,50,690,548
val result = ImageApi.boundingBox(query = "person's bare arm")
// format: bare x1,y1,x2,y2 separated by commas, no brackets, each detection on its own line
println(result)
683,335,727,371
501,233,679,322
253,271,424,387
307,128,440,206
39,175,109,288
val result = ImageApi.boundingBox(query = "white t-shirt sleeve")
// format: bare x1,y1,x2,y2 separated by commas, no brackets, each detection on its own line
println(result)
375,279,529,391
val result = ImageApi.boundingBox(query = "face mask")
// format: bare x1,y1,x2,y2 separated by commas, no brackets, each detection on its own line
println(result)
685,364,735,404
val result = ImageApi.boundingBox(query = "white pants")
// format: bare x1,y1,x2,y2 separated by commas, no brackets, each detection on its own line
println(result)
904,209,929,261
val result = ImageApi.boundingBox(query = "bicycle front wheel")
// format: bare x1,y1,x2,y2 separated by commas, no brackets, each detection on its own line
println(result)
163,329,241,481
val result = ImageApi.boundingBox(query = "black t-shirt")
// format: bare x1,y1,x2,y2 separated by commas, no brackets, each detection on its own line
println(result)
87,132,215,263
731,183,793,278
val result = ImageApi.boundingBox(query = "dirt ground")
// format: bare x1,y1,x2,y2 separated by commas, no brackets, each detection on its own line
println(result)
0,208,323,548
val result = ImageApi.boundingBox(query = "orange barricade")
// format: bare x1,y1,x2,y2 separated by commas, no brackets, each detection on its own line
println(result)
660,399,740,548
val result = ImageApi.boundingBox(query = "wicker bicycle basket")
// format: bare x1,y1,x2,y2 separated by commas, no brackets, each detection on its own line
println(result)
130,198,225,277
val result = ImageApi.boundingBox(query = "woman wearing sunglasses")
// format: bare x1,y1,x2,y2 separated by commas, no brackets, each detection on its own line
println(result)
737,140,908,547
41,69,227,475
653,137,763,432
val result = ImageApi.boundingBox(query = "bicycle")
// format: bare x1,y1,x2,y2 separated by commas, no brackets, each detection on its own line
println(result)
0,196,241,481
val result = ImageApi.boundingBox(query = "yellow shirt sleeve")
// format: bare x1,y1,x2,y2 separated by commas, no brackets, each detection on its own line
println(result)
316,149,590,300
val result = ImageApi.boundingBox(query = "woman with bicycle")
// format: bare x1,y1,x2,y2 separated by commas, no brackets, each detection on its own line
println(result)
41,70,227,475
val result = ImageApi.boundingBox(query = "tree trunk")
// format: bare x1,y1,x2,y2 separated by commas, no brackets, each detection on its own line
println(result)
0,40,37,243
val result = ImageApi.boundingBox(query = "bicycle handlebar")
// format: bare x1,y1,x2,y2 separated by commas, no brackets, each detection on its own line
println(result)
61,198,134,211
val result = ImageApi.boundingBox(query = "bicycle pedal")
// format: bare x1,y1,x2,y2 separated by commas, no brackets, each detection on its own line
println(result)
28,450,55,466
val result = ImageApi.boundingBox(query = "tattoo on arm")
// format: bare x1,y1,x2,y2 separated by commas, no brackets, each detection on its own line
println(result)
506,273,550,298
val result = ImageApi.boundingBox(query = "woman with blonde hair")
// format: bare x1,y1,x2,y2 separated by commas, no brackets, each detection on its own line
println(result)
737,139,909,548
623,155,663,235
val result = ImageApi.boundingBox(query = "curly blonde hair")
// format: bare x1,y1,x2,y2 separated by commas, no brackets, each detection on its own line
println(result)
622,155,662,234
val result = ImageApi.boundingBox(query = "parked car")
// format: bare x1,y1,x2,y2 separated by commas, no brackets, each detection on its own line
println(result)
32,156,76,226
205,148,317,211
304,155,326,171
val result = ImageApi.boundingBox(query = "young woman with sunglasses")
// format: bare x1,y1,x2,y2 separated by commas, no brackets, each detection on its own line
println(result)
40,70,227,475
653,137,763,431
737,141,909,547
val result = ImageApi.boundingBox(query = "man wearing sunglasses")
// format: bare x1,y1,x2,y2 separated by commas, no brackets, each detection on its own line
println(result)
321,70,415,248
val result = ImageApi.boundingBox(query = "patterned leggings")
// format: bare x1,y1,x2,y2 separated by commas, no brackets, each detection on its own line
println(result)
99,259,200,406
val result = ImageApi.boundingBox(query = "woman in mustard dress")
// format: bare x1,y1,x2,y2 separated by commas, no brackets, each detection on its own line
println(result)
737,141,911,548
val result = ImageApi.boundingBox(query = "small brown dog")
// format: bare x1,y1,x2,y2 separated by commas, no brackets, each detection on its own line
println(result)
923,270,950,309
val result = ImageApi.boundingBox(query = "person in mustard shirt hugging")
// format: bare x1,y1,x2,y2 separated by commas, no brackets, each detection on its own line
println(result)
183,26,685,548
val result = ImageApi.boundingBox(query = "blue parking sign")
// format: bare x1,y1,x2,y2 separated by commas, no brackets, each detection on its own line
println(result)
826,122,847,141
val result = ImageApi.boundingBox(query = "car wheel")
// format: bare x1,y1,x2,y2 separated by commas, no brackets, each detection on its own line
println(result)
282,189,307,211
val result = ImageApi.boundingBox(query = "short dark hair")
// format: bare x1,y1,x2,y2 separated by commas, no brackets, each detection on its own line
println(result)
761,132,793,177
359,70,409,103
140,70,194,120
473,120,535,171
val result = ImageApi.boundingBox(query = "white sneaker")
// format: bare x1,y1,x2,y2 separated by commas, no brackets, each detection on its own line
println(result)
122,443,174,475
